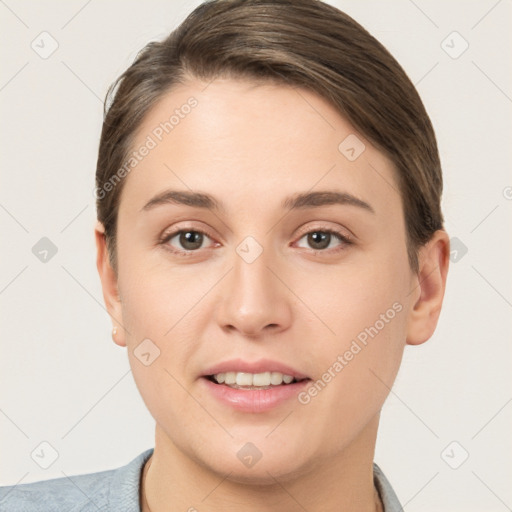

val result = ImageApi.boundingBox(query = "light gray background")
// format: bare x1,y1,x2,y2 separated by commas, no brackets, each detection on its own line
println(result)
1,1,511,510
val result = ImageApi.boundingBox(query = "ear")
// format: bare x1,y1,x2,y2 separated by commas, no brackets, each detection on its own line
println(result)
406,230,450,346
94,221,126,347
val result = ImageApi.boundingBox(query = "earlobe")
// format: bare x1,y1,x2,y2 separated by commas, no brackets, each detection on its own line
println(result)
94,221,126,347
406,230,450,346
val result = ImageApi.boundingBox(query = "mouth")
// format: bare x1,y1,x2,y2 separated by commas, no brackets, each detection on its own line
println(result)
204,371,311,390
200,359,312,412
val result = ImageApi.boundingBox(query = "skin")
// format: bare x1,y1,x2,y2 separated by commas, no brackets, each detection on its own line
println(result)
95,77,449,512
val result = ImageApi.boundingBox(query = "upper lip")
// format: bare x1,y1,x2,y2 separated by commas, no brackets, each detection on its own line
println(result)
202,358,310,380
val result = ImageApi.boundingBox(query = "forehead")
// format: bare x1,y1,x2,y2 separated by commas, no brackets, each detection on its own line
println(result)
119,77,401,220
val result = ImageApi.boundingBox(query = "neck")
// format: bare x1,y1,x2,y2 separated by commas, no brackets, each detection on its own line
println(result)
142,414,382,512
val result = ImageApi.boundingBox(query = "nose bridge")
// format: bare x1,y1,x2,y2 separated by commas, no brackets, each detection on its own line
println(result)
234,234,272,299
217,234,291,335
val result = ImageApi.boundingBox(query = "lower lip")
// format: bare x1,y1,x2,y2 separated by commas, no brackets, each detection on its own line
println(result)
200,377,310,413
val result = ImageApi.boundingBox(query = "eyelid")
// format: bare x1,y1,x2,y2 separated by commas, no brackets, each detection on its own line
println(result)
294,222,353,241
159,224,219,255
292,224,353,255
159,224,215,243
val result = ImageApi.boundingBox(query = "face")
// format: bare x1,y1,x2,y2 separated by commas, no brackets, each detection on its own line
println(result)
97,77,437,484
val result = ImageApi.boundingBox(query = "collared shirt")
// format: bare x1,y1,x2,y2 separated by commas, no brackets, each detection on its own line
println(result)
0,448,403,511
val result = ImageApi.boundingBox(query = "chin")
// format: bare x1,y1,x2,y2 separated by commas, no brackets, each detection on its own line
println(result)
213,456,310,486
199,436,315,486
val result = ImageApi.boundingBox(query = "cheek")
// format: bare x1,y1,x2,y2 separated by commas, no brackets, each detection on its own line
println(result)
299,249,409,344
117,254,212,402
328,316,405,424
296,251,409,415
118,250,200,338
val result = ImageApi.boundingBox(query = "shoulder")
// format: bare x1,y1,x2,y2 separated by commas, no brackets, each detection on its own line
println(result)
373,462,403,512
0,448,153,512
0,470,111,512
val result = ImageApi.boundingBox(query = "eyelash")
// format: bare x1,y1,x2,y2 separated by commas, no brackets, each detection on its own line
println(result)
159,227,219,258
159,225,353,257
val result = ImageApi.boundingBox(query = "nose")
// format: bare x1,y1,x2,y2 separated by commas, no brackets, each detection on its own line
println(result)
215,241,293,337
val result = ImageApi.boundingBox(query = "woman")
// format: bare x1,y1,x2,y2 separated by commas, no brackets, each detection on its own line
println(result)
0,0,449,510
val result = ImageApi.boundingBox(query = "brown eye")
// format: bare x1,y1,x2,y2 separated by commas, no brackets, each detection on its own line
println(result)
296,229,352,253
176,231,204,251
161,228,216,254
307,231,331,250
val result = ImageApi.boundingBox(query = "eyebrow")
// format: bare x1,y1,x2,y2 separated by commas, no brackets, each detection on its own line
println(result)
140,189,375,214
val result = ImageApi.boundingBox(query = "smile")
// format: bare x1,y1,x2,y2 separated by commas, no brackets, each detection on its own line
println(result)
208,371,305,389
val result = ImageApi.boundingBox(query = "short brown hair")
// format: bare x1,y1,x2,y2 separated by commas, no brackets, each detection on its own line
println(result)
95,0,443,274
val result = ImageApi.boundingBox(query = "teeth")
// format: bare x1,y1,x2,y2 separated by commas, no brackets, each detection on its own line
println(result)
236,372,253,386
224,372,236,385
282,374,294,384
270,372,283,385
212,371,297,387
253,371,271,386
